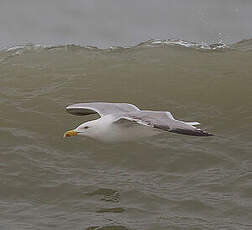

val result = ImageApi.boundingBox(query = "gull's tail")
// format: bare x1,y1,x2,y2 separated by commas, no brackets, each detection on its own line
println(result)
185,121,200,126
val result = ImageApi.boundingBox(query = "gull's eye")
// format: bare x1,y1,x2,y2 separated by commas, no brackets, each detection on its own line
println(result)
84,126,89,129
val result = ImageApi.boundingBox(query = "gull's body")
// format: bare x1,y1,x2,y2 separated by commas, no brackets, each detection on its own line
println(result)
77,115,160,142
64,102,213,142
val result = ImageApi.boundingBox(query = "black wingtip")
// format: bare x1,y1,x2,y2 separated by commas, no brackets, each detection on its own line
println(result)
199,130,214,137
171,129,214,137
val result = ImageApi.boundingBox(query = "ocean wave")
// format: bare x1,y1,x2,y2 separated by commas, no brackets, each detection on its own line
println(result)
1,38,252,57
137,39,229,50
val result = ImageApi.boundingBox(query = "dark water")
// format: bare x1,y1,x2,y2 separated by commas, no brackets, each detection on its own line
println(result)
0,39,252,229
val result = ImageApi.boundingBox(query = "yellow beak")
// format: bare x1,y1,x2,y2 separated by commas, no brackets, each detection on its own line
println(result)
64,130,77,138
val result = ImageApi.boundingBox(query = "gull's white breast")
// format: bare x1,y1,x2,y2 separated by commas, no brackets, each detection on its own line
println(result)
91,115,161,142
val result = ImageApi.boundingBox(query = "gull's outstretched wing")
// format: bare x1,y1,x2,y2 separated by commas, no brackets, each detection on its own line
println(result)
66,102,140,117
113,111,213,136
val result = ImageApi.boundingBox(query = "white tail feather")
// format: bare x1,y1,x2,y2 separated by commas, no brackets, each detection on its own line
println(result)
186,122,200,126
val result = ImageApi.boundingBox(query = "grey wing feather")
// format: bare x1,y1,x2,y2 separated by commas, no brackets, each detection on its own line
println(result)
66,102,140,117
114,111,213,136
114,117,152,127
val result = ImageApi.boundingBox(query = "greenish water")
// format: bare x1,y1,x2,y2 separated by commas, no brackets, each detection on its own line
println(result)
0,40,252,230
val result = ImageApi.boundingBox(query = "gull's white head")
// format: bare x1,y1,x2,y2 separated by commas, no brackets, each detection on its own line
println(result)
64,120,100,139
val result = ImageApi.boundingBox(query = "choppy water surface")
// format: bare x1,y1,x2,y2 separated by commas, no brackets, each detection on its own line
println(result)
0,40,252,230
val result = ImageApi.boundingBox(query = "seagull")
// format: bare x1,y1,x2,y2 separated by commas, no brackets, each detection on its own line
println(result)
64,102,213,142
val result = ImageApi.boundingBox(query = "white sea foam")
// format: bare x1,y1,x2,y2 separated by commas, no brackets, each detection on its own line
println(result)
6,45,25,52
148,39,228,50
0,39,232,54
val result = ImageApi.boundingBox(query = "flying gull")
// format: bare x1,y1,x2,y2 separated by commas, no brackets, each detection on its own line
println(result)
64,102,213,142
